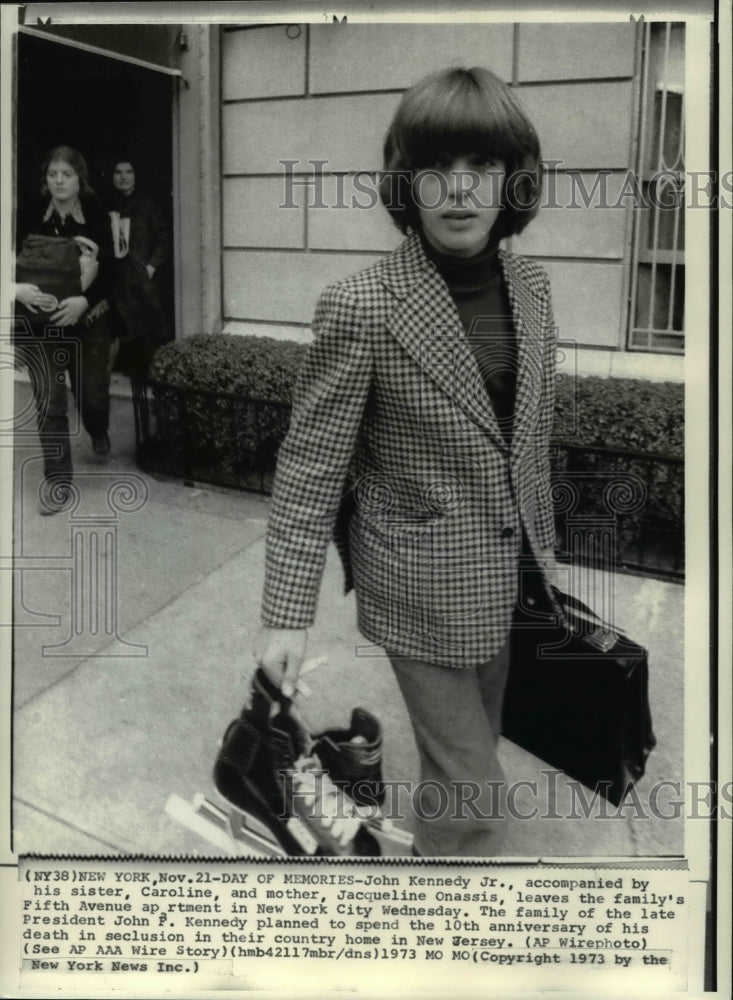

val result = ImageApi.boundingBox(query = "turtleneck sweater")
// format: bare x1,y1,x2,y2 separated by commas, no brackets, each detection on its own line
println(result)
421,236,518,444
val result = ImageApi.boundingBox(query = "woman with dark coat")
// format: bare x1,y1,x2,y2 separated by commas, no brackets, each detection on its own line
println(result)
107,158,171,375
253,67,562,857
14,145,114,515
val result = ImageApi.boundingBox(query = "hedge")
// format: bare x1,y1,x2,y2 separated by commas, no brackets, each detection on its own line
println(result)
148,332,307,401
144,334,308,488
552,374,684,457
550,374,683,572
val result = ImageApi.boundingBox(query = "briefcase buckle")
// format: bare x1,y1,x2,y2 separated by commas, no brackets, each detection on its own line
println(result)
586,626,617,653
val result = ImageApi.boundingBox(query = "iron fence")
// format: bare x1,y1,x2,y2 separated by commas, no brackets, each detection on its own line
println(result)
131,377,291,495
551,442,684,580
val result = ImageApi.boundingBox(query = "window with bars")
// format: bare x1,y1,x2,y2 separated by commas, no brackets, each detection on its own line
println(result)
627,22,685,353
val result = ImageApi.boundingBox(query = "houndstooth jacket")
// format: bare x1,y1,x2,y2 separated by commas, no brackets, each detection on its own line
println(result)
261,231,558,667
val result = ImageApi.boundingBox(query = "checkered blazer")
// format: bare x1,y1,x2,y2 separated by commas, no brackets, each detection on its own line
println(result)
261,231,558,667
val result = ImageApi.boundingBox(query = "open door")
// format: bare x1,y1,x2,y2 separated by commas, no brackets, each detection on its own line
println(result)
16,25,180,338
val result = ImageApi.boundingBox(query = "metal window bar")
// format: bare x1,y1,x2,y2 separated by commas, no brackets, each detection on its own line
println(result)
627,19,652,346
628,21,685,352
645,24,671,332
666,105,685,330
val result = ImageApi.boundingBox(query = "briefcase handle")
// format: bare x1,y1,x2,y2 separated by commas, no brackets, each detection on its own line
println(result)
551,587,625,639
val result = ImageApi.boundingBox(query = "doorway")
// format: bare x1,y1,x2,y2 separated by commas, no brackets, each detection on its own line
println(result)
16,30,176,339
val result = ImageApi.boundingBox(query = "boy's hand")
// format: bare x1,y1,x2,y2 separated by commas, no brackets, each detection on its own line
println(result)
253,627,308,698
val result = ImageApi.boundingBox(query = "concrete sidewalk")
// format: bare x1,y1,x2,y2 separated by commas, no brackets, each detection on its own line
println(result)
9,379,685,858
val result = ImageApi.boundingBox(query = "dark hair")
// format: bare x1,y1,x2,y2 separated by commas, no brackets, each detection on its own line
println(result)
41,145,94,198
379,67,542,240
111,156,136,174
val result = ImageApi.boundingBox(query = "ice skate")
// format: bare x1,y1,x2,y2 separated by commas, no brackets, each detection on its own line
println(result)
314,709,414,850
212,668,380,856
165,664,412,856
166,676,379,856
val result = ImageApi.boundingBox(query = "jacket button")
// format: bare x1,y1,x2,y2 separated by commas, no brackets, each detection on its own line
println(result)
501,527,514,539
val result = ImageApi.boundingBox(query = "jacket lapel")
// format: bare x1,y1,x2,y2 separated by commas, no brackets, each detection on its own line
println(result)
499,249,545,461
381,234,509,453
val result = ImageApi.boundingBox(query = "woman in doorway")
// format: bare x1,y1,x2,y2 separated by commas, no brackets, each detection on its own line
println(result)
253,67,560,856
107,157,171,376
14,145,113,515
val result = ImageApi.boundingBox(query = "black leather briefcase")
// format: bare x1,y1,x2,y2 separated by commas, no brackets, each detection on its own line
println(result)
502,587,656,806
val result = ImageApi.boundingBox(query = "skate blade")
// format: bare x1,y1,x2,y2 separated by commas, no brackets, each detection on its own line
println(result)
167,793,414,856
214,787,323,856
286,761,413,854
165,793,288,858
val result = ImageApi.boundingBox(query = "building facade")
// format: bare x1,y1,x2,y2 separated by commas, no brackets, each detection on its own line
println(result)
206,21,686,381
15,18,693,382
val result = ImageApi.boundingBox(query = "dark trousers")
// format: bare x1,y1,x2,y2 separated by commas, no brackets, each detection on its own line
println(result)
22,316,110,482
388,632,512,857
